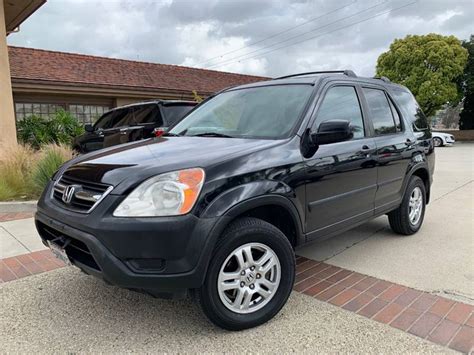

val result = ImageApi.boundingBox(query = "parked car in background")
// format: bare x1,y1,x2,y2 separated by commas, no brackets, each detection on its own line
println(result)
36,70,434,331
432,131,455,147
73,100,196,153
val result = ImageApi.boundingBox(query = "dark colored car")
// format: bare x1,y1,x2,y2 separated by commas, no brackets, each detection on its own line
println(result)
35,70,434,330
73,100,196,153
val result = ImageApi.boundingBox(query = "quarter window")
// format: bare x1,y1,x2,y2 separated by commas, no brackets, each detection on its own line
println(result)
313,86,365,139
363,88,397,135
391,90,429,131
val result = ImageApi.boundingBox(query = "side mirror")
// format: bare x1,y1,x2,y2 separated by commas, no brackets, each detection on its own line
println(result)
84,124,94,133
311,120,353,145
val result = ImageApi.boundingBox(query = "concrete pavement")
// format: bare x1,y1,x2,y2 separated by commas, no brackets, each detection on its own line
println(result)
0,217,45,258
298,143,474,304
0,267,452,353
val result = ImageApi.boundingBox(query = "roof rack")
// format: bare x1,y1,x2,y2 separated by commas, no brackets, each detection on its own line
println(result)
373,76,391,83
274,70,357,80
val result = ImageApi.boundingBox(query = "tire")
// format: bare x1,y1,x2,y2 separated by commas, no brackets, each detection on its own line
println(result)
388,176,426,235
433,137,443,147
197,217,295,330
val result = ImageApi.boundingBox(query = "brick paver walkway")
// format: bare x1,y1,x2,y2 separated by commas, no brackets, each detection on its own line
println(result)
0,230,472,353
0,212,35,222
294,256,473,353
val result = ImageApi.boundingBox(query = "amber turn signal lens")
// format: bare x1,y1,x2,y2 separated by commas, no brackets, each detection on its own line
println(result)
178,168,205,214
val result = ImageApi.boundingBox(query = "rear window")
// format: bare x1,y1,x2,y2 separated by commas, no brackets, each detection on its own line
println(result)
391,90,429,131
162,105,194,126
363,88,397,135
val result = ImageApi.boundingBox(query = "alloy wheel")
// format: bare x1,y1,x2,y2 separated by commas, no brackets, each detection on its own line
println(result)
408,186,423,225
217,242,281,314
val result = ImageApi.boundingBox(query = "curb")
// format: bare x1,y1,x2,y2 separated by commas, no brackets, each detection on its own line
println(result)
0,201,37,213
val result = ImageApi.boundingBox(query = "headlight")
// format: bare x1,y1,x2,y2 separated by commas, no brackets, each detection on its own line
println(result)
113,168,205,217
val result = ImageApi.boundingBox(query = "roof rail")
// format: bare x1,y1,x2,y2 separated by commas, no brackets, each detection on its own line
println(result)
275,70,357,80
373,76,391,83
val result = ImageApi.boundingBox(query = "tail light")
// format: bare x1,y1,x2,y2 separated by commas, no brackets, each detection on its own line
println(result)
153,128,165,137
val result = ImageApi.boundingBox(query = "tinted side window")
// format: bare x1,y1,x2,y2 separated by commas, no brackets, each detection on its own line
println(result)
133,105,160,125
94,109,130,130
391,90,428,131
162,105,194,126
363,88,396,135
314,86,364,139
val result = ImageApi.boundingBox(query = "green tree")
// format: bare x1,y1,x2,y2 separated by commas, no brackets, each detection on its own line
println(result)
459,35,474,130
376,34,468,117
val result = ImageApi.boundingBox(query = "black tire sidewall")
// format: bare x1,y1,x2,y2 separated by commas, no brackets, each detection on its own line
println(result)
433,137,443,147
199,218,295,330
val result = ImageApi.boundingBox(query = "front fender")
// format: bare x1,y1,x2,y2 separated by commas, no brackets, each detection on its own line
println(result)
201,181,304,241
202,181,291,216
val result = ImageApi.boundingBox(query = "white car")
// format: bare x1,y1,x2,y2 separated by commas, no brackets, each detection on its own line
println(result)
432,131,455,147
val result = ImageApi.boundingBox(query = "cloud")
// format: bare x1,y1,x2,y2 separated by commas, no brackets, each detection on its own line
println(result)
7,0,473,78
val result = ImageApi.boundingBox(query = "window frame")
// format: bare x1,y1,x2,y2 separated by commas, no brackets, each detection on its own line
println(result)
307,82,370,141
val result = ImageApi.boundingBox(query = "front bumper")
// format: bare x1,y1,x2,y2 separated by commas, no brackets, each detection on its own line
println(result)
445,136,455,144
35,182,223,298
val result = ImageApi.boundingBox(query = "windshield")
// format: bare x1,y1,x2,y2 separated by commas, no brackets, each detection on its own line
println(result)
169,85,313,139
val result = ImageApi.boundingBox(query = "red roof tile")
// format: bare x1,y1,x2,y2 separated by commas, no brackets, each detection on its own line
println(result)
8,46,267,94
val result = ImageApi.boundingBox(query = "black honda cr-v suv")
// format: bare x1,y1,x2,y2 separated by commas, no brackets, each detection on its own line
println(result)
35,70,434,330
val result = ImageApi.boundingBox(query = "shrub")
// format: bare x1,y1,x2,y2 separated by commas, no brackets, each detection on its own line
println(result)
16,109,84,149
47,109,84,146
0,144,73,201
0,144,36,200
16,115,51,149
31,144,73,195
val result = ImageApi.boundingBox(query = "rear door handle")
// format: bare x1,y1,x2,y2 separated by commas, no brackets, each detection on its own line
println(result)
362,145,371,150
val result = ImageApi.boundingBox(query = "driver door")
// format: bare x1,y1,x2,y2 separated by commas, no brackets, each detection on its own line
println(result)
304,84,377,240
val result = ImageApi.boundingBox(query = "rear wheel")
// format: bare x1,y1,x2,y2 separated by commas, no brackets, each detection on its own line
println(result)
197,217,295,330
433,137,443,147
388,176,426,235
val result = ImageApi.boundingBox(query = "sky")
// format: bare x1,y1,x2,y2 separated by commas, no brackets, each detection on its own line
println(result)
7,0,473,78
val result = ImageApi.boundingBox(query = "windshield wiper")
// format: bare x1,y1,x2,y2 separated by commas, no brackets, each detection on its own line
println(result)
191,132,234,138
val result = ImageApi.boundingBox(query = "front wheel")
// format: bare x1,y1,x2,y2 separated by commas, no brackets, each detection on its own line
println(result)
388,176,426,235
197,217,295,330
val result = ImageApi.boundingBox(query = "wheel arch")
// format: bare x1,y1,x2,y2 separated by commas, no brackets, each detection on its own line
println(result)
405,165,431,204
208,195,305,249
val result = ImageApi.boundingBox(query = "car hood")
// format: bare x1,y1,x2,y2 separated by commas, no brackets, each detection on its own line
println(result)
59,136,284,191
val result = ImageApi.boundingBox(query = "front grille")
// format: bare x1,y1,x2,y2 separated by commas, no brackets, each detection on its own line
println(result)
52,173,112,213
37,221,101,271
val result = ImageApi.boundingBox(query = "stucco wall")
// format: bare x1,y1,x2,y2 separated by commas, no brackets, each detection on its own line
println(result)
0,1,17,147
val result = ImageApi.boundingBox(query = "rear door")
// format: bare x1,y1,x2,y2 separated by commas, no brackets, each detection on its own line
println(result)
360,86,414,213
304,83,378,239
